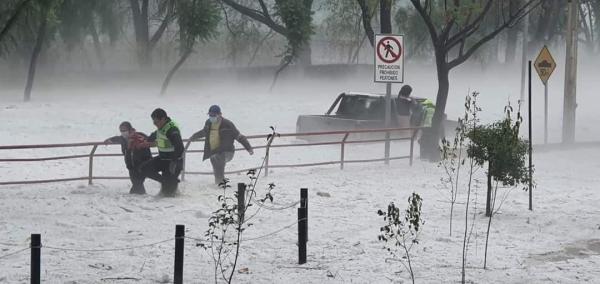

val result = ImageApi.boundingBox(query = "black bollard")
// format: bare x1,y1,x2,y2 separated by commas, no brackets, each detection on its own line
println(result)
298,207,307,264
30,234,41,284
174,225,185,284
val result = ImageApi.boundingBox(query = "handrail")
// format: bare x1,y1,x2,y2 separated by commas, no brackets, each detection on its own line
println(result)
0,127,423,186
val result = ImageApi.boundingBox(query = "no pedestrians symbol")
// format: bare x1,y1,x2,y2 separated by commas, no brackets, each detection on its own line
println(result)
377,36,402,63
374,34,404,83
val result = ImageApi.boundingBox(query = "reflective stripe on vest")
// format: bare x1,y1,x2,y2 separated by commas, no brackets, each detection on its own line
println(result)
157,120,178,153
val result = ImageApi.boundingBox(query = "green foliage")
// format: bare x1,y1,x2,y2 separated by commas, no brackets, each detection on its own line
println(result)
274,0,314,60
394,4,433,59
466,103,531,190
176,0,221,51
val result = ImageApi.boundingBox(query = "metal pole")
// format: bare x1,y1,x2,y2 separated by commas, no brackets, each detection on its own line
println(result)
384,83,391,165
520,12,529,102
544,82,548,144
88,145,98,185
528,61,533,211
31,234,41,284
174,225,185,284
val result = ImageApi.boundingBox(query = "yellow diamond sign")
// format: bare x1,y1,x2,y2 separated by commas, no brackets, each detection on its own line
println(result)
534,45,556,84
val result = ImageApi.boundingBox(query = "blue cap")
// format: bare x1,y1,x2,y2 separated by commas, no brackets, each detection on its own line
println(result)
208,105,221,114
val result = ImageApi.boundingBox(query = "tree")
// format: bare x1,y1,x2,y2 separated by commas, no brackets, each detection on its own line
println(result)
466,103,531,269
219,0,314,82
377,193,424,284
408,0,541,161
160,0,220,95
129,0,176,68
57,0,122,68
320,1,368,63
0,0,33,46
24,0,59,102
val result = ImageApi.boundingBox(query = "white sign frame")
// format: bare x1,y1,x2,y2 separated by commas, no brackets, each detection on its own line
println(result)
374,34,404,83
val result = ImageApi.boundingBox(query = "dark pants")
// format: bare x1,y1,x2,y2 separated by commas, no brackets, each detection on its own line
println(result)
141,157,182,197
209,151,234,185
128,169,147,194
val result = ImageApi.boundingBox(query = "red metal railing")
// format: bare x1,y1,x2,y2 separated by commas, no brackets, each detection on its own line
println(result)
0,127,421,186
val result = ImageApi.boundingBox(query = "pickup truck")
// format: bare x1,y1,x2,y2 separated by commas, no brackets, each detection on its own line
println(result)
295,92,455,140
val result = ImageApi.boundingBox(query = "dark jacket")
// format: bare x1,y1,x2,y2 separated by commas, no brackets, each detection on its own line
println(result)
190,117,252,161
147,118,184,160
107,132,152,170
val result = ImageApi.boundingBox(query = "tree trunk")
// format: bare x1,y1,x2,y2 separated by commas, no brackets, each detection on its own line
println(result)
486,163,492,217
505,0,520,64
160,48,192,96
505,28,518,64
24,9,49,102
130,0,151,68
357,0,375,47
380,0,392,34
90,24,105,68
420,48,449,161
297,42,312,66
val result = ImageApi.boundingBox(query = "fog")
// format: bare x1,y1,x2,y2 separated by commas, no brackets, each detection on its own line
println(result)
1,46,599,147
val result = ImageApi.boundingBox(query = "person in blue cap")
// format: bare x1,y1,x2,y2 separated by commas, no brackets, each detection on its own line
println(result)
190,105,254,185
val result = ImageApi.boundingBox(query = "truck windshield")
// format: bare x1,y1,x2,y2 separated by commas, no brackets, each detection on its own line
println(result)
336,96,384,119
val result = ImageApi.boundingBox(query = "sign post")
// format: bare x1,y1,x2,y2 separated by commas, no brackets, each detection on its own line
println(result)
534,45,557,144
374,34,404,164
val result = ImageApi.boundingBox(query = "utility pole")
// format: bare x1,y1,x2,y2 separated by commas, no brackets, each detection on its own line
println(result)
563,0,579,144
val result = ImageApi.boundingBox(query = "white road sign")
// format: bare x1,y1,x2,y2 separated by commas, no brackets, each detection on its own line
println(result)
374,34,404,83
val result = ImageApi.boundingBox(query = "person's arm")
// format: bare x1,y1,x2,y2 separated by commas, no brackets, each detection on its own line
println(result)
230,122,253,155
189,122,208,140
104,135,122,144
168,128,184,159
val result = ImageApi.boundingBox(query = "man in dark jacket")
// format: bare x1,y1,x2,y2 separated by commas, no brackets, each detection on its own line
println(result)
104,121,152,194
190,105,253,185
140,108,184,197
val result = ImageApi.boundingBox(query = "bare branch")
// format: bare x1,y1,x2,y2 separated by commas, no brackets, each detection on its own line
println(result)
446,0,495,49
221,0,287,36
356,0,375,47
150,0,175,48
448,0,542,69
410,0,439,43
0,0,32,43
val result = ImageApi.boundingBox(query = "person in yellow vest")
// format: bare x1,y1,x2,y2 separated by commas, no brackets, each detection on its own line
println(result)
190,105,253,186
421,99,435,127
140,108,184,197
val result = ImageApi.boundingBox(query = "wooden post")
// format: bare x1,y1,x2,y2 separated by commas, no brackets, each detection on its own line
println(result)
238,183,246,223
30,234,41,284
88,145,98,185
174,225,185,284
340,133,349,170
